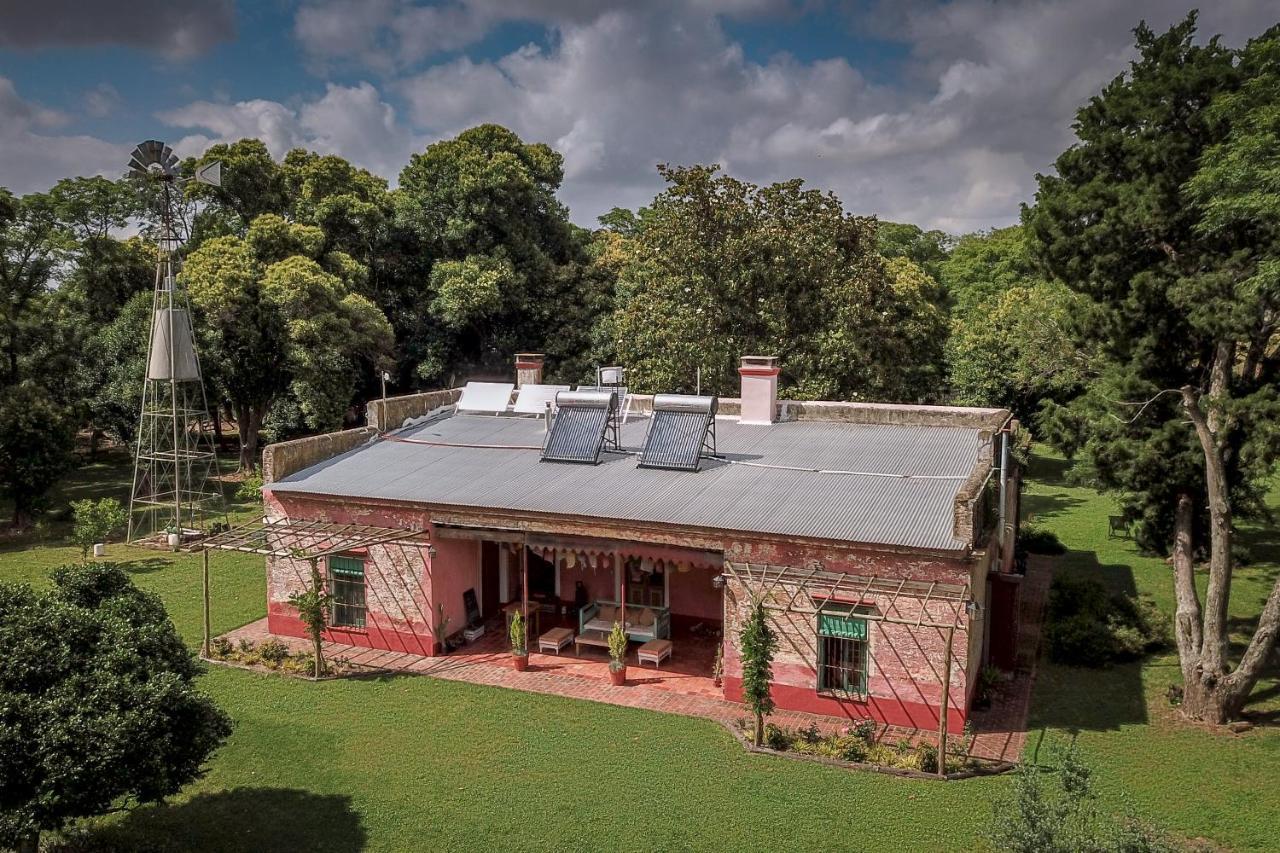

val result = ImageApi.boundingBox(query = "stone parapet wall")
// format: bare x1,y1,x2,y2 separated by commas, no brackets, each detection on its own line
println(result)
366,388,462,432
262,427,377,485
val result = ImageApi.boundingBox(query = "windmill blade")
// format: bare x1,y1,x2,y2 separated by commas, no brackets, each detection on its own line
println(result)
129,139,180,177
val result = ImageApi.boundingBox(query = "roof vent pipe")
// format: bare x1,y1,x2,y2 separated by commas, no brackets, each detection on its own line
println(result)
738,355,779,425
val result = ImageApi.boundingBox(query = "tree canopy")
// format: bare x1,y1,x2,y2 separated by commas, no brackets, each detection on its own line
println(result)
605,164,946,401
0,563,231,851
1026,14,1280,722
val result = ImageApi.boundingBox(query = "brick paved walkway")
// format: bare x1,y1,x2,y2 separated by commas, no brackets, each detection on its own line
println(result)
219,561,1051,763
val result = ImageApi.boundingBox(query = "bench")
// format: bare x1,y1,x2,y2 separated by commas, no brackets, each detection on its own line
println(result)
579,600,671,643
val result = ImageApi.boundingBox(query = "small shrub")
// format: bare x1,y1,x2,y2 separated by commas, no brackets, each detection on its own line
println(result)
1165,684,1184,707
235,472,265,502
1019,523,1066,555
258,638,289,666
799,722,821,744
70,497,128,558
764,723,790,751
975,664,1002,708
850,719,877,744
916,742,939,774
607,620,628,673
208,636,233,659
1047,577,1170,667
237,638,256,655
836,736,869,763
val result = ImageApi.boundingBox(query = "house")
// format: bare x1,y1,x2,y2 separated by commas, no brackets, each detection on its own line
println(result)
258,354,1022,731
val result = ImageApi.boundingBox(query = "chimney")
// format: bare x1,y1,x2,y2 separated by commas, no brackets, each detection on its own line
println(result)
739,355,779,424
515,353,545,388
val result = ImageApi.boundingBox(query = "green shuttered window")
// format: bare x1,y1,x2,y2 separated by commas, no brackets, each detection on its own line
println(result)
817,605,869,695
329,556,367,628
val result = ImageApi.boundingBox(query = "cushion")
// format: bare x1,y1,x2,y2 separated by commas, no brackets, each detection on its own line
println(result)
635,608,655,628
597,604,616,623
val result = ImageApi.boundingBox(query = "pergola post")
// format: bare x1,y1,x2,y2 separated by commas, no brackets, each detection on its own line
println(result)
309,557,324,678
520,537,529,637
937,624,955,778
201,547,211,658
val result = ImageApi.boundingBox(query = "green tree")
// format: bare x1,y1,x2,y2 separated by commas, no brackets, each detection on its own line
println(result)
947,281,1087,421
182,216,393,470
739,600,776,747
0,383,75,528
606,165,942,401
185,138,288,236
395,124,584,383
938,225,1036,318
0,563,232,852
70,498,128,558
876,219,951,280
1026,15,1280,722
0,189,64,385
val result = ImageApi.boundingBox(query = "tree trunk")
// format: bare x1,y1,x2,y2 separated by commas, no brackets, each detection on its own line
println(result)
234,403,263,473
309,559,327,679
753,711,763,747
1171,493,1203,685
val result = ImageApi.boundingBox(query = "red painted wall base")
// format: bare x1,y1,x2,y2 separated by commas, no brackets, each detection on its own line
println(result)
722,676,966,730
267,611,436,656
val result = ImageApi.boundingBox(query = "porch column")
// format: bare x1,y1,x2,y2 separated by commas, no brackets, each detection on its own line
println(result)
937,625,955,778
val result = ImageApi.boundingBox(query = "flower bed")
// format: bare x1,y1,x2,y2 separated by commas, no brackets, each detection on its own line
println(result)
733,718,1002,779
205,636,363,679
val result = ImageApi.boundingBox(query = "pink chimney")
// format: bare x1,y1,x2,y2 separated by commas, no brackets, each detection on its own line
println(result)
738,355,779,424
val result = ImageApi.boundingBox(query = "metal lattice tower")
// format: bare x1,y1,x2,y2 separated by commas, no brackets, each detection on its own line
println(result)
127,140,227,543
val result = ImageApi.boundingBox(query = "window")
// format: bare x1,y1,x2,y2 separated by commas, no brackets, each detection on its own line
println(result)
624,557,666,608
817,606,869,695
329,556,366,628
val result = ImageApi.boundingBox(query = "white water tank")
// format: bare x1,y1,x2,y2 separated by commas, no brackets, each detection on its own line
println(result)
147,309,201,381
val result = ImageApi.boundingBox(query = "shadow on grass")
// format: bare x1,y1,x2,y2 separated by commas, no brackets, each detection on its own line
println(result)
71,787,367,853
1028,549,1149,734
1022,491,1087,523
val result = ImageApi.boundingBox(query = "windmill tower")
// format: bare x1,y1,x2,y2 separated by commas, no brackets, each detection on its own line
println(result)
126,140,227,544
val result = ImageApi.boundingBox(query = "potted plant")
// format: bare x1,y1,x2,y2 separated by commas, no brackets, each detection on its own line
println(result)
165,524,182,552
510,609,528,671
607,620,628,686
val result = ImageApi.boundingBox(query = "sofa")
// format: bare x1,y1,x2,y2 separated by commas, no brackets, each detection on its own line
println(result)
579,600,671,642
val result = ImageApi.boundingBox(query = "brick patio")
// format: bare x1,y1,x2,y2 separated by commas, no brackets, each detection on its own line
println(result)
217,557,1050,763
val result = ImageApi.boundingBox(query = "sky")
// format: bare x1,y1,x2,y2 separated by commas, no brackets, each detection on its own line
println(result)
0,0,1275,233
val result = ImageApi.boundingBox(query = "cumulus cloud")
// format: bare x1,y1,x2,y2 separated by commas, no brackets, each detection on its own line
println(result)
0,78,130,195
385,0,1280,231
159,82,421,178
0,0,235,60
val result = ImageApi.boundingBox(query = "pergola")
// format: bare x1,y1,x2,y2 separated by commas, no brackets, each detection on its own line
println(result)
722,561,978,776
197,518,432,659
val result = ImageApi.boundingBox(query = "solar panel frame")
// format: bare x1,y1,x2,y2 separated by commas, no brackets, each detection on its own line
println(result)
512,384,571,415
540,390,617,464
637,395,718,472
456,382,516,413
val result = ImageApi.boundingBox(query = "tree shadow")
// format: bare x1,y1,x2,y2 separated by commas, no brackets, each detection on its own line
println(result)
1022,491,1086,523
1027,551,1149,733
116,556,172,575
71,787,367,853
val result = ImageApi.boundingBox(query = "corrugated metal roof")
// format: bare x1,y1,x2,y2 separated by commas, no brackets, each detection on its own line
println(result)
269,413,991,551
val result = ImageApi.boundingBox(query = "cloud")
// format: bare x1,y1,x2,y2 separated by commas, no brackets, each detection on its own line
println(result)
0,0,235,60
159,83,420,178
387,0,1280,231
0,78,130,195
83,84,122,119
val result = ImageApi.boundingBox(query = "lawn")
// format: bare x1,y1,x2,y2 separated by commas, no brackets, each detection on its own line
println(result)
1,448,1277,851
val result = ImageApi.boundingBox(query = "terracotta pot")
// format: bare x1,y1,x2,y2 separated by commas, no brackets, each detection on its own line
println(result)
608,665,627,686
512,653,529,672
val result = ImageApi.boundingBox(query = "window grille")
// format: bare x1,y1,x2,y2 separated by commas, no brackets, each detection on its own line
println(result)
329,555,367,629
817,606,869,695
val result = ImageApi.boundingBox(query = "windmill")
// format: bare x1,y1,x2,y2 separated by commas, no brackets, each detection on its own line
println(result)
126,140,227,545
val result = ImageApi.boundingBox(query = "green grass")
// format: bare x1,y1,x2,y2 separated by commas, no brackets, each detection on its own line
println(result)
1,447,1278,851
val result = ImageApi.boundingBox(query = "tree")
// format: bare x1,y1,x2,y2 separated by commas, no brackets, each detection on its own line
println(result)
0,383,74,528
185,138,288,236
288,558,333,678
876,219,951,280
0,189,64,385
0,563,231,852
605,165,943,401
938,225,1037,318
947,281,1087,422
70,498,128,558
1026,15,1280,722
739,600,777,747
395,124,585,383
182,216,394,469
